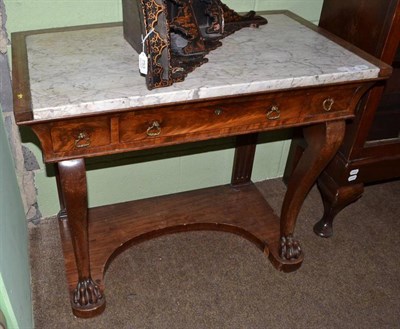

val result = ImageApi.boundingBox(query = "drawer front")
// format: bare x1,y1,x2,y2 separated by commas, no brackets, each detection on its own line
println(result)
35,84,362,162
305,85,358,117
119,85,358,144
50,119,111,152
119,99,272,143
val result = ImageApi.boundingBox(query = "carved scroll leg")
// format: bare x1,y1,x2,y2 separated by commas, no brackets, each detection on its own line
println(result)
58,159,105,318
279,121,346,264
314,171,364,238
55,164,67,221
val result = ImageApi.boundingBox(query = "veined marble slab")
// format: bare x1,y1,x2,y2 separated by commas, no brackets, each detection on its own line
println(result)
26,14,380,120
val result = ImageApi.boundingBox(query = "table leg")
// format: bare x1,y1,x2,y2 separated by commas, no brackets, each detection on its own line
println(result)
231,133,258,185
314,171,364,237
58,159,105,317
54,164,67,221
279,120,346,260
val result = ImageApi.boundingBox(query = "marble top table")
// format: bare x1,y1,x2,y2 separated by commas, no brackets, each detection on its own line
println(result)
25,13,381,120
12,10,391,319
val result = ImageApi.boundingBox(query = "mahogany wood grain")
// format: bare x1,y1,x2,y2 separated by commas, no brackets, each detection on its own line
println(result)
279,121,345,255
231,133,258,185
28,83,367,163
58,184,301,303
58,159,105,317
55,119,349,317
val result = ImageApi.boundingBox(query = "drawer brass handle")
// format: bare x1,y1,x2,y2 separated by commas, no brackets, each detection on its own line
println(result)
323,98,334,111
266,105,280,120
146,120,161,137
74,132,91,149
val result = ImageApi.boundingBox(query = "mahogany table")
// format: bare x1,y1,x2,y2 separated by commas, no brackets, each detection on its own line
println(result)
11,11,391,318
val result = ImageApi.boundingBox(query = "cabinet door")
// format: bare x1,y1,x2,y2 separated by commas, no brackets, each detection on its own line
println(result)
319,0,397,57
319,0,400,153
367,46,400,141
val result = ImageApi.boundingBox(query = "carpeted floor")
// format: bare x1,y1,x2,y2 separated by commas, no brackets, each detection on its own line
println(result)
29,179,400,329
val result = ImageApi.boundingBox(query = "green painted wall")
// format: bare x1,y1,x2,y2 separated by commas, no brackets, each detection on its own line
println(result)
0,107,33,329
5,0,323,218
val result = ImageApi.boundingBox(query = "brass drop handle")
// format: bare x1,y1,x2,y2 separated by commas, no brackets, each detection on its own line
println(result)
323,98,334,111
266,105,280,120
146,120,162,137
74,131,91,148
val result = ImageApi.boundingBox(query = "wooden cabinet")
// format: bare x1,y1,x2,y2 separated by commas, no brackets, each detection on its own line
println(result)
286,0,400,237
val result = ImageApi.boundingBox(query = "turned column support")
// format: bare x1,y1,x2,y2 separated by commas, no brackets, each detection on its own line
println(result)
58,159,105,317
279,120,346,260
231,133,258,186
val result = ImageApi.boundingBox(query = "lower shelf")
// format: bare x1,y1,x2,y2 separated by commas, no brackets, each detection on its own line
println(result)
58,183,302,299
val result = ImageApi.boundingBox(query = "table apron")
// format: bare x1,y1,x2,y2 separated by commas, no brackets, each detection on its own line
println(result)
30,83,370,163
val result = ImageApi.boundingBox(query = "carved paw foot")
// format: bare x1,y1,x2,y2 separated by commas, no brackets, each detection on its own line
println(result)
280,235,302,260
73,278,104,308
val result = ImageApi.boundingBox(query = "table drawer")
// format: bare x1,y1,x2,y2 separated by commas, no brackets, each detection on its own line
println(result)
305,85,358,117
119,85,358,143
119,99,270,142
50,119,111,152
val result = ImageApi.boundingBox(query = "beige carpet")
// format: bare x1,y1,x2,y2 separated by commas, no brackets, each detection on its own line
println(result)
30,179,400,329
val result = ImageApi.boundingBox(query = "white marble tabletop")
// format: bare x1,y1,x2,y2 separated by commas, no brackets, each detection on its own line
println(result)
25,14,380,120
